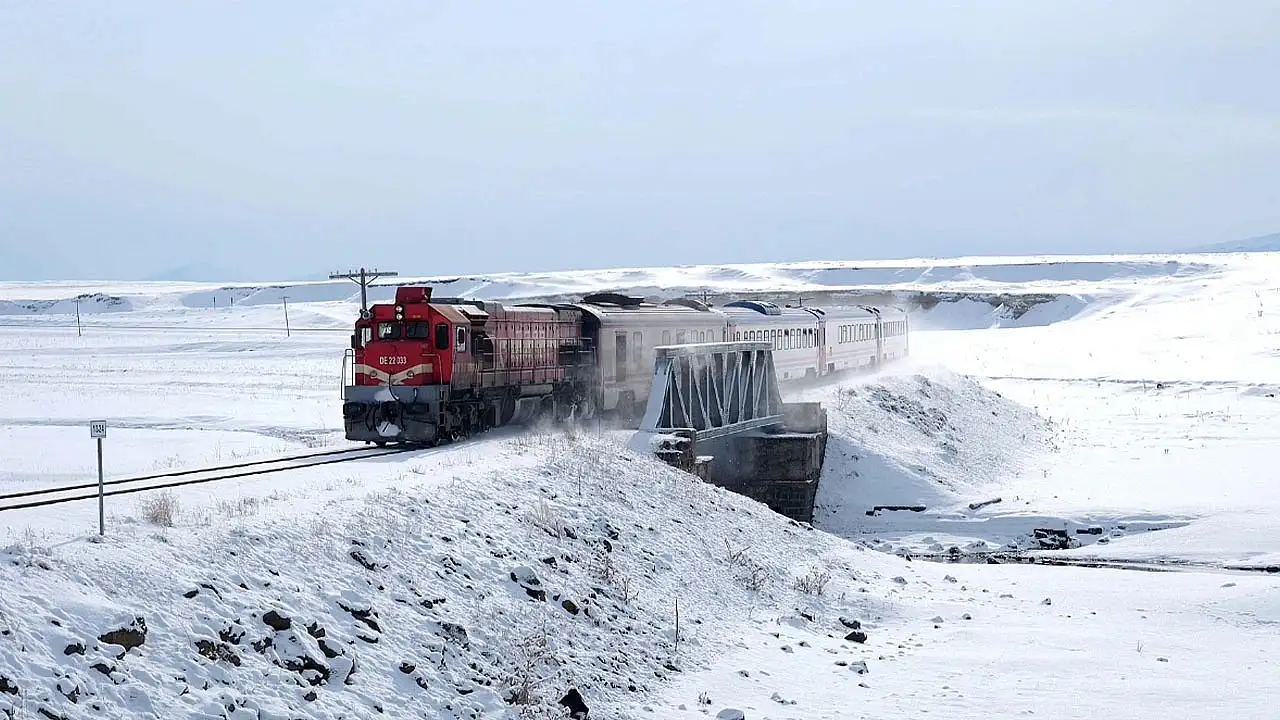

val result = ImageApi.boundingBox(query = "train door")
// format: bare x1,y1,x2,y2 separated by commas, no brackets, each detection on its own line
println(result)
614,331,628,382
817,322,828,375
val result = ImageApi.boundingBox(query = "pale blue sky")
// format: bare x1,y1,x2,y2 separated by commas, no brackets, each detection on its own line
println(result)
2,1,1278,281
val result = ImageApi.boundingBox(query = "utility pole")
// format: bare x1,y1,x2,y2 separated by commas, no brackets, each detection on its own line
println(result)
282,295,291,337
74,297,82,337
330,267,398,318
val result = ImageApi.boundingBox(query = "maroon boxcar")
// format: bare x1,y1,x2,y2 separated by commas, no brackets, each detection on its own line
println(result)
343,287,593,444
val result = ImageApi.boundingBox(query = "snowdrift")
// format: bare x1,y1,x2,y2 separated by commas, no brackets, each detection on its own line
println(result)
0,429,910,720
812,369,1055,537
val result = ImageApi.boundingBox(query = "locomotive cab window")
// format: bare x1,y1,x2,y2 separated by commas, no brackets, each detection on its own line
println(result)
435,323,450,351
360,327,372,347
405,322,430,340
378,322,402,340
455,327,468,352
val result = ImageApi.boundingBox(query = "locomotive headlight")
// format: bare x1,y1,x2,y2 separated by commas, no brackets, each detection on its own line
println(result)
394,304,404,320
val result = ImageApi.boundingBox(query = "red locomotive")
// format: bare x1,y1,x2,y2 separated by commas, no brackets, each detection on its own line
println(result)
343,287,594,445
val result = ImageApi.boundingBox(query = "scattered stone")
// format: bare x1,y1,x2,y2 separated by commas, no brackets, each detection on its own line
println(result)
195,639,242,666
337,602,382,633
439,622,468,647
350,549,384,571
98,616,148,653
1032,528,1073,550
1041,598,1053,606
845,630,868,644
63,643,86,656
182,589,199,599
931,616,944,624
560,688,590,719
839,617,862,630
399,662,416,674
0,674,18,695
219,625,245,645
510,566,547,602
849,661,869,675
562,599,580,615
943,575,958,583
262,610,293,632
962,613,973,620
716,710,746,720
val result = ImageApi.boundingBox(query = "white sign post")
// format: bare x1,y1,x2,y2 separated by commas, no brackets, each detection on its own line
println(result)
90,421,107,535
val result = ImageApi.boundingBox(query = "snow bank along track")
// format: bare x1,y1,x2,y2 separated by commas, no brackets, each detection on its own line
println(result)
0,445,422,513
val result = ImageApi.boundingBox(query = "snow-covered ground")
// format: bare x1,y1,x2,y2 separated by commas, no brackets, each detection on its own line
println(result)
2,251,1278,718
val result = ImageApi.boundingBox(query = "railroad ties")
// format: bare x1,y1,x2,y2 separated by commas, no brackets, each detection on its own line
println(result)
628,341,829,523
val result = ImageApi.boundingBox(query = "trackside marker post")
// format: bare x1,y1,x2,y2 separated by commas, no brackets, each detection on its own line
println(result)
90,421,107,535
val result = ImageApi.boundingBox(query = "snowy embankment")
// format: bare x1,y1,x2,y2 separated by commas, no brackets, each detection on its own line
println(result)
5,423,1278,720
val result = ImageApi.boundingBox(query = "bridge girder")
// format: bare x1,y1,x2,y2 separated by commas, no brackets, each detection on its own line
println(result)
634,341,785,444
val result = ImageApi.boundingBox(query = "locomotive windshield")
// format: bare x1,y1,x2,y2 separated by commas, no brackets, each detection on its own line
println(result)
377,322,402,340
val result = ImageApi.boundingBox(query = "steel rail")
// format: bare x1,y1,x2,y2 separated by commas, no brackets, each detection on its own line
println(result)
0,445,421,513
0,445,395,502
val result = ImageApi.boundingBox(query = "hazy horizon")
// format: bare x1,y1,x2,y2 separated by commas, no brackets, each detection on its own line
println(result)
3,1,1279,281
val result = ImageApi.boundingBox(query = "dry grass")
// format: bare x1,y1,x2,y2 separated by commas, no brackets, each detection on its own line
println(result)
141,491,180,527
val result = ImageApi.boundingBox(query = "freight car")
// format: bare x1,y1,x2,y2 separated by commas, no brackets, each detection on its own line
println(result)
342,287,909,445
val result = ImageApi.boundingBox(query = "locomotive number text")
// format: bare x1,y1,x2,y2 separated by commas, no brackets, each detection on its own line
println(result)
379,356,408,365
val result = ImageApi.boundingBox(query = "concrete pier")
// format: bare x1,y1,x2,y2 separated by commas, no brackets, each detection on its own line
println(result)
649,402,828,523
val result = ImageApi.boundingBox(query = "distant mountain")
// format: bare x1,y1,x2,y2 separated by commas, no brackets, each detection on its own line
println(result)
146,262,239,282
1189,232,1280,254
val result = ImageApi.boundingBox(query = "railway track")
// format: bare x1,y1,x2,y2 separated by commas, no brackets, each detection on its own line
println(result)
0,444,422,513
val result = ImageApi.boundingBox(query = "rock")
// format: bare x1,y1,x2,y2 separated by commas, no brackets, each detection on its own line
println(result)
350,549,384,571
845,630,868,644
262,610,293,632
1041,598,1052,606
838,617,861,630
560,688,590,719
439,622,468,647
399,662,416,674
182,589,199,599
562,599,580,615
64,643,86,656
849,660,869,675
98,616,148,653
510,566,547,602
219,625,246,645
0,674,18,695
195,639,242,666
931,616,945,624
716,710,746,720
338,602,382,633
1032,528,1073,550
